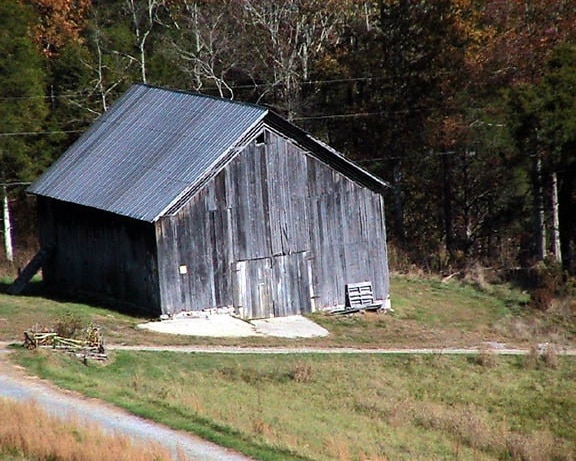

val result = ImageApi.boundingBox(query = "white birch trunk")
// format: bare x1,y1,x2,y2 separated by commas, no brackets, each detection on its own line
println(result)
551,171,562,264
3,185,13,263
533,155,546,261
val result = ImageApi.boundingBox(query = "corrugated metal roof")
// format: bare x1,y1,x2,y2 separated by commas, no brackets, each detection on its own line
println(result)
30,84,388,223
29,84,268,222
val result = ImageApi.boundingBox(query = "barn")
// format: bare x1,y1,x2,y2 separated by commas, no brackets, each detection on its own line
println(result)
26,84,389,319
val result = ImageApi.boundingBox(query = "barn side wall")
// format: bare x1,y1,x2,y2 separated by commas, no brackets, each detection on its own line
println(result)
156,130,389,318
37,197,161,316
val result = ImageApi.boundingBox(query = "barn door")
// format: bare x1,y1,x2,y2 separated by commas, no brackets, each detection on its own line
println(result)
233,259,273,319
233,252,313,320
271,252,312,317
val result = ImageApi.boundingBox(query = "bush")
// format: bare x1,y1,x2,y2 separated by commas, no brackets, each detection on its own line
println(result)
475,349,498,369
542,345,559,369
524,344,559,370
289,361,314,383
53,311,84,338
529,262,564,311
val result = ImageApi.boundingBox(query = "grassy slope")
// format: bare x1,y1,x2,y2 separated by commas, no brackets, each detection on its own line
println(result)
1,274,572,348
1,274,576,460
14,349,576,461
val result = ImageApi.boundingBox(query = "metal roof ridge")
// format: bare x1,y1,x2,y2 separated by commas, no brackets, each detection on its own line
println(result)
136,83,269,114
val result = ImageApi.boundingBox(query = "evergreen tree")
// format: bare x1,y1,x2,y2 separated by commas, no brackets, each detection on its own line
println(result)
0,0,49,181
508,45,576,271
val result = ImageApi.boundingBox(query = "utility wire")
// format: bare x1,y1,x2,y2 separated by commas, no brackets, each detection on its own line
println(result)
292,110,389,121
0,69,463,101
0,181,32,186
0,130,84,137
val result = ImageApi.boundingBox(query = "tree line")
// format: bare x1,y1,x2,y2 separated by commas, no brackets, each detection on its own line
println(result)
2,0,576,280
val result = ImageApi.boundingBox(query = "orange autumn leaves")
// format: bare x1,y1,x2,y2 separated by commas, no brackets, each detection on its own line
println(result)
23,0,92,56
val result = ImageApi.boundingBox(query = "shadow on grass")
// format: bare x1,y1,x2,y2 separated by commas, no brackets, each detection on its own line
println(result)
0,279,46,297
0,278,150,319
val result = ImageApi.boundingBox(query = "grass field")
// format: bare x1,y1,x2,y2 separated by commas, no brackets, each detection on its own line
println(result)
1,273,576,460
14,348,576,460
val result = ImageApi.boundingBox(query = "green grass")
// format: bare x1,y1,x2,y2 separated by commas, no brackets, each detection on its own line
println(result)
2,273,576,460
0,274,573,349
14,349,576,461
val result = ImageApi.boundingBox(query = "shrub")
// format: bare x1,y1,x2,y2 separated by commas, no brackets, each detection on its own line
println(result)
524,344,559,370
529,262,564,311
475,349,498,369
530,287,554,312
524,345,540,370
53,311,84,338
541,344,559,369
289,361,314,383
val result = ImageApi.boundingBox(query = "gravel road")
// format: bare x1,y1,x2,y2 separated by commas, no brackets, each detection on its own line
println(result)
109,344,576,355
0,348,251,461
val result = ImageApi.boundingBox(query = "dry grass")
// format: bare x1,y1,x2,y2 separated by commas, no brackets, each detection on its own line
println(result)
413,401,566,460
2,271,575,460
475,347,498,368
524,343,560,370
0,398,180,461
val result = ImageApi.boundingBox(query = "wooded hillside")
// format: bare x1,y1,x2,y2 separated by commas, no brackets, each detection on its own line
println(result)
2,0,576,281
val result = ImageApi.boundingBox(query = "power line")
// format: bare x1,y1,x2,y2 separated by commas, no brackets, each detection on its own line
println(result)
0,92,94,101
292,110,389,121
0,130,83,137
0,69,465,101
0,109,396,135
0,181,32,187
0,77,374,101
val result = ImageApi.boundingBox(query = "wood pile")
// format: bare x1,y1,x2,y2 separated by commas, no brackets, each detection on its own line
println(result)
23,326,107,361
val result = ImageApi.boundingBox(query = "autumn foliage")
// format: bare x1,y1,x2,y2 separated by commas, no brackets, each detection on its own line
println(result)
3,0,576,279
24,0,92,56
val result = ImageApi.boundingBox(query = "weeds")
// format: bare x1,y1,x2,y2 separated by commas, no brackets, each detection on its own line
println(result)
524,344,559,370
0,398,179,461
218,361,314,384
542,344,559,369
53,311,84,338
475,348,498,369
289,361,314,383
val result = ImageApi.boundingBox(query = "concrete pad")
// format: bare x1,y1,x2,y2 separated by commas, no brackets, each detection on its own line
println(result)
137,314,329,338
138,315,257,337
252,315,329,338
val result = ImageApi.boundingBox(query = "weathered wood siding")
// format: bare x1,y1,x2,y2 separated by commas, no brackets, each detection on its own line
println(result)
156,129,388,318
38,197,160,316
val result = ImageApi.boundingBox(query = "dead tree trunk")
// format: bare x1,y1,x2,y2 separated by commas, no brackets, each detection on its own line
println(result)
2,183,13,263
551,171,562,264
532,154,546,261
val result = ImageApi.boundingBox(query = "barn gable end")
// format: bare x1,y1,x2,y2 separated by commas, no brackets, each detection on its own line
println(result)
156,128,388,319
